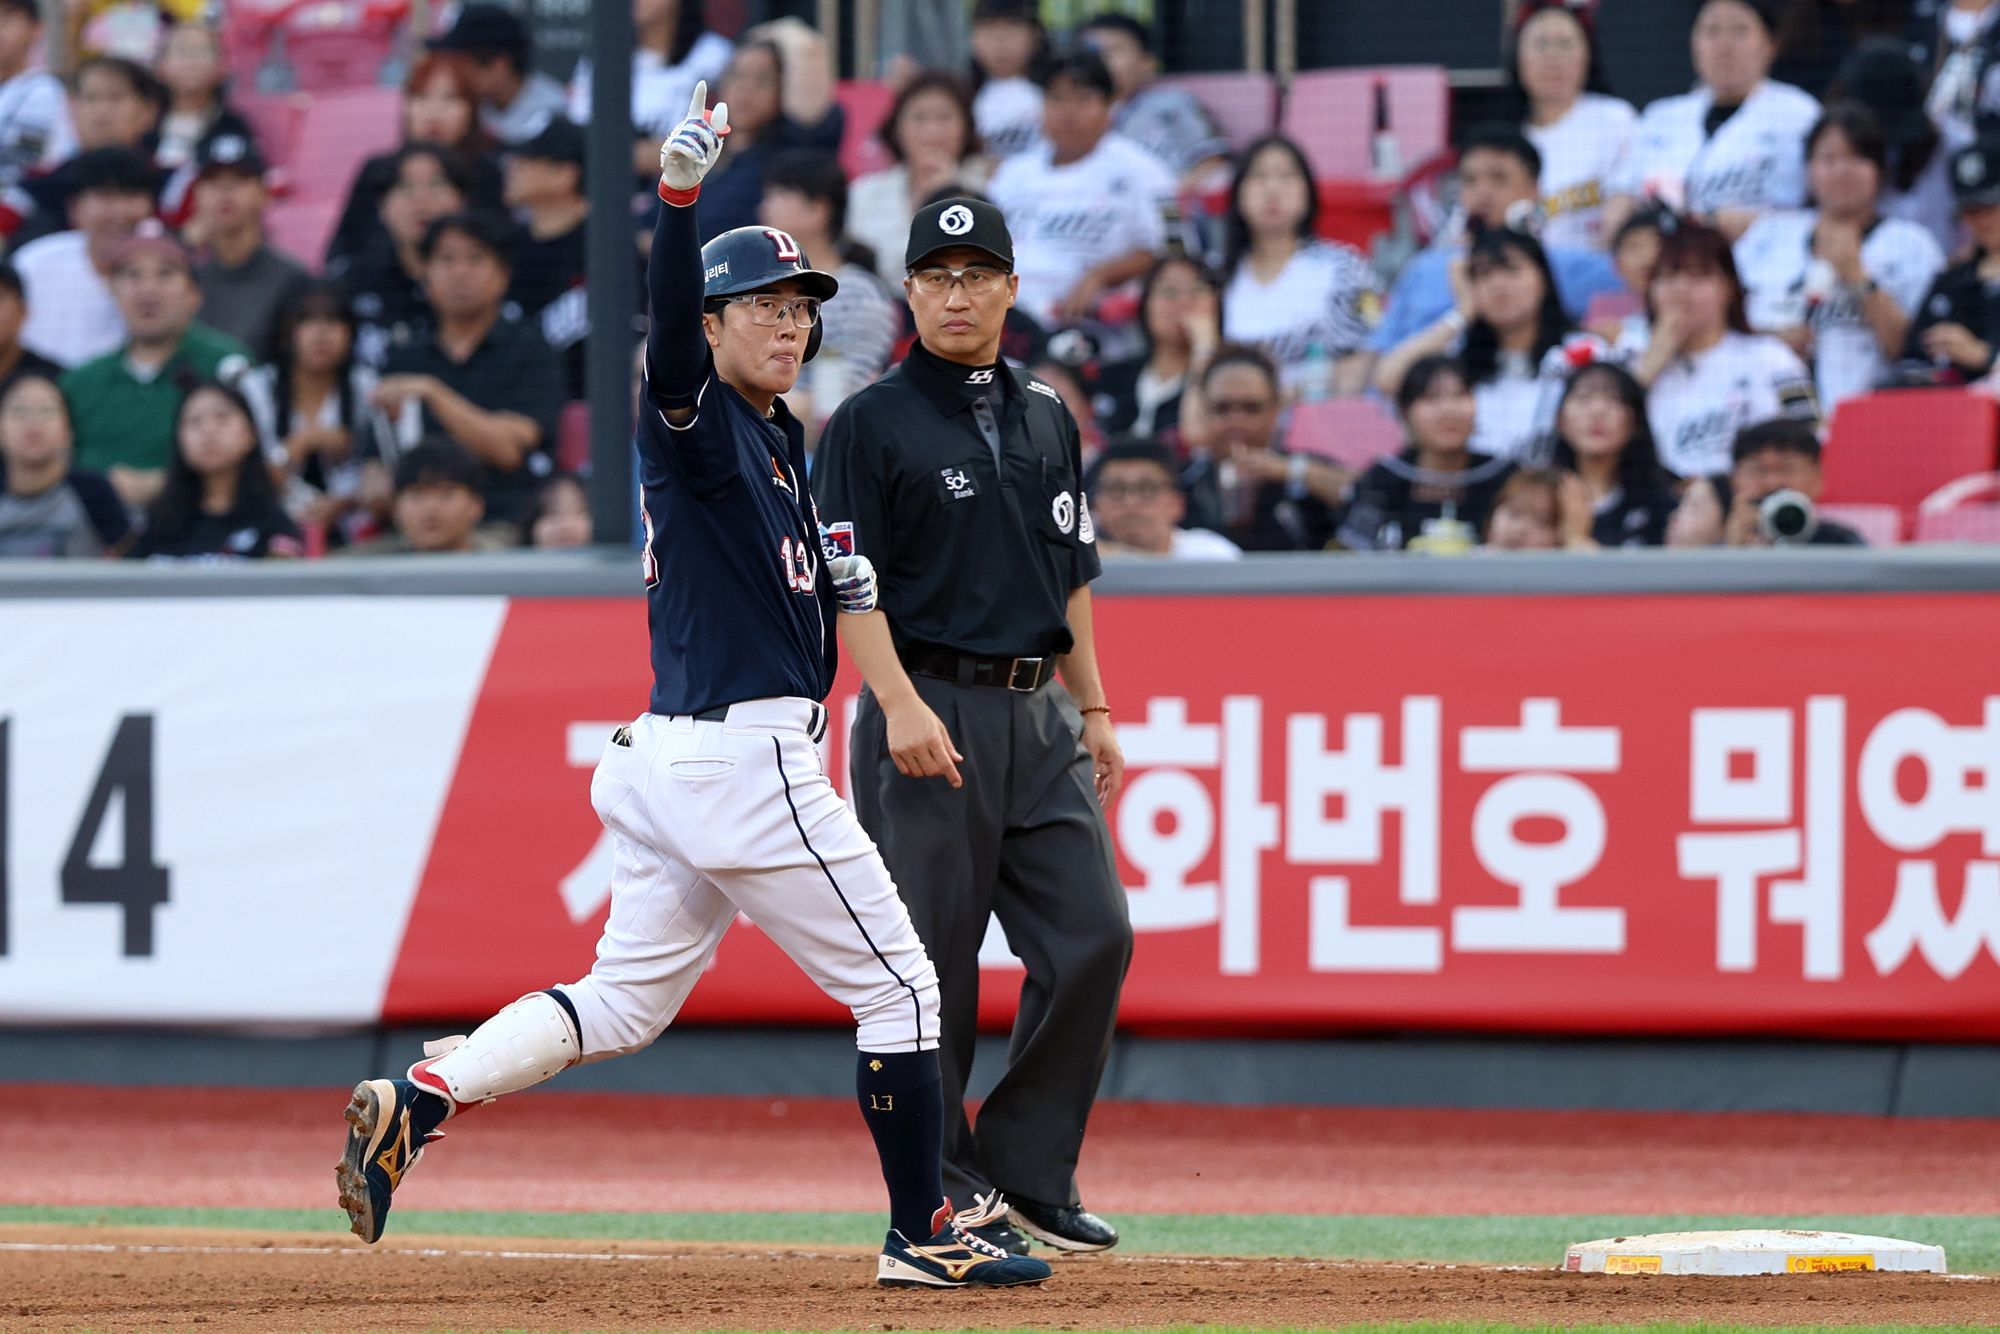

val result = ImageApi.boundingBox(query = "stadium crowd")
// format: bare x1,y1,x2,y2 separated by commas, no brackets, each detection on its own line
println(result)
0,0,1997,561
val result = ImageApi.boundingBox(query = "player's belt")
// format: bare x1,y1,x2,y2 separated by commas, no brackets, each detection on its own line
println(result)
902,646,1055,693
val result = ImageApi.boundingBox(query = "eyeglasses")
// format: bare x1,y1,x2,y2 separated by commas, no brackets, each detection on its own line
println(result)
1209,398,1272,416
720,294,822,327
909,265,1009,296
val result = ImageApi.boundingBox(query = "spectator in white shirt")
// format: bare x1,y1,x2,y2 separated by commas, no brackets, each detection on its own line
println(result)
12,146,154,368
969,0,1047,161
1735,102,1945,414
1510,0,1637,250
566,0,733,180
988,48,1175,326
1605,0,1821,242
849,72,993,288
1641,220,1818,477
1086,439,1241,559
1375,226,1577,461
1220,134,1380,398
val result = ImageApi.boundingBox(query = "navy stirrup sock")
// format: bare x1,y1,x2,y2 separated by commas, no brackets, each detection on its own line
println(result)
856,1048,945,1241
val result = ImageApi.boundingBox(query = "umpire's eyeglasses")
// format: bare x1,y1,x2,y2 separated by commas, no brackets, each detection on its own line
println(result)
908,264,1011,296
717,294,822,327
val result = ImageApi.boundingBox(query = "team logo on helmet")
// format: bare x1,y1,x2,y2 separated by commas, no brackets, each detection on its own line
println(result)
764,228,802,261
1052,491,1075,534
940,204,975,236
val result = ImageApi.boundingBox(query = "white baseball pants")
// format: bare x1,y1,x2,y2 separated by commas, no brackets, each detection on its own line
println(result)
561,698,941,1057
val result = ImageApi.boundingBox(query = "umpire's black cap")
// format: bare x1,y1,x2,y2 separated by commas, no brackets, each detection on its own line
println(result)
905,196,1014,272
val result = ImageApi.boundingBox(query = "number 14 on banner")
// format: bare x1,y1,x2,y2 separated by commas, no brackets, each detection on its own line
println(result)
0,714,171,958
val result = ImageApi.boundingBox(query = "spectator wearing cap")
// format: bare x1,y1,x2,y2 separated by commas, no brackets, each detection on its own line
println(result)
1602,0,1821,244
371,211,562,531
12,146,157,368
12,55,163,248
504,117,591,400
340,143,471,368
688,20,843,243
566,0,734,179
63,222,252,508
969,0,1047,160
1365,127,1622,365
1830,38,1953,250
1906,137,2000,379
427,3,569,147
1085,439,1241,559
0,372,129,557
0,263,63,398
191,134,310,363
0,0,76,193
758,149,901,442
340,439,512,555
1078,12,1229,187
988,48,1176,326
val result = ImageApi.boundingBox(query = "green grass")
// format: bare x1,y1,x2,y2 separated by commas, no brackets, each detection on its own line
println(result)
4,1206,1996,1273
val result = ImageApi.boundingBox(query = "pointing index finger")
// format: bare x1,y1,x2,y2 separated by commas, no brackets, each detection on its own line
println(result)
687,80,707,123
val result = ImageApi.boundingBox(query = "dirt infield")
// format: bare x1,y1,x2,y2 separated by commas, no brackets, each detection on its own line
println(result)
15,1084,2000,1215
4,1227,1993,1332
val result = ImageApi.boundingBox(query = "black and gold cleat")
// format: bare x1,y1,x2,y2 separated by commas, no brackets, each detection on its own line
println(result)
334,1078,441,1244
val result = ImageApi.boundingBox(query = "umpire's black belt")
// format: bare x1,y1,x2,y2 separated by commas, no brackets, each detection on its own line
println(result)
902,646,1056,692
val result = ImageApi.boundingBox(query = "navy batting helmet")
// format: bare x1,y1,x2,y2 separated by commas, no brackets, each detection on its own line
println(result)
700,225,840,361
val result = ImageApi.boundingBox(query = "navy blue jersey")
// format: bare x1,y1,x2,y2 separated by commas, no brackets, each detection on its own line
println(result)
636,200,837,716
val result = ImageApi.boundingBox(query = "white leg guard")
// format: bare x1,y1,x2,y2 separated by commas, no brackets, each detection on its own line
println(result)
408,991,580,1108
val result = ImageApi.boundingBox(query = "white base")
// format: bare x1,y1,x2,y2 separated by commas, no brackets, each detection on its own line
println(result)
1563,1229,1947,1276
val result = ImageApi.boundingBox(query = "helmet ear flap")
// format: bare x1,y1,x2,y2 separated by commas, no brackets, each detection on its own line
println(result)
804,318,822,362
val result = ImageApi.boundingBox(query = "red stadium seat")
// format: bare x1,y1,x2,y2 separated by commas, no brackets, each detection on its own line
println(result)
1156,71,1278,152
263,197,342,267
557,401,592,476
1913,505,2000,543
279,0,407,92
835,80,897,181
1821,390,2000,515
290,87,404,209
1283,66,1450,183
1286,396,1404,472
1817,503,1901,547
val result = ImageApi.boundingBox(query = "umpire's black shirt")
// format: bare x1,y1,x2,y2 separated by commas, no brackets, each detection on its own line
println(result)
814,341,1101,658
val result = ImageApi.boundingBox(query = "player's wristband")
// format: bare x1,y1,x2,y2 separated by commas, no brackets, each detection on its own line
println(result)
658,179,701,207
1080,706,1112,718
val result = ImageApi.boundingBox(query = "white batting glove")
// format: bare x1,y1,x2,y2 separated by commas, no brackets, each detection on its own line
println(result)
658,80,730,204
826,554,878,615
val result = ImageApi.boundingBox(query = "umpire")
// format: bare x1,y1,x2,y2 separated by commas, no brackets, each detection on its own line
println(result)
813,197,1132,1255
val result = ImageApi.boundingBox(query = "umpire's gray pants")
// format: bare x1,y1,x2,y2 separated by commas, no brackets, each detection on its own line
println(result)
851,674,1133,1207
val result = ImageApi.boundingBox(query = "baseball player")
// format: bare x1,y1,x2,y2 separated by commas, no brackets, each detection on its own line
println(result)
332,83,1050,1292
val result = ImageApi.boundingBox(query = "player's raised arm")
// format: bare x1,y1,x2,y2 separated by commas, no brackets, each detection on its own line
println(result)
646,82,730,415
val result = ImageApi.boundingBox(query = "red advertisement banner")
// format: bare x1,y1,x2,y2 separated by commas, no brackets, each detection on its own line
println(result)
383,592,2000,1041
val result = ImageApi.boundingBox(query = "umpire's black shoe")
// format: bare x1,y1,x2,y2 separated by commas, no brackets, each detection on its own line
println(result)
966,1219,1031,1255
1007,1197,1119,1252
